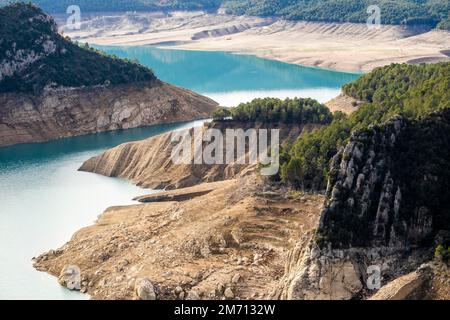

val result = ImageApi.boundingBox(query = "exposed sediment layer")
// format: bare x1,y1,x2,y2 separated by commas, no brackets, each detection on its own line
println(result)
0,81,217,147
79,123,315,190
61,11,450,73
33,176,324,300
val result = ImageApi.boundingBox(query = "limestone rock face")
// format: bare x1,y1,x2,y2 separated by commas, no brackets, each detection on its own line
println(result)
319,111,450,249
0,81,217,147
135,278,157,300
280,110,450,300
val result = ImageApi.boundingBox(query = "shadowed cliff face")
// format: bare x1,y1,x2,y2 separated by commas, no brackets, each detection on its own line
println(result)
319,110,450,249
280,110,450,300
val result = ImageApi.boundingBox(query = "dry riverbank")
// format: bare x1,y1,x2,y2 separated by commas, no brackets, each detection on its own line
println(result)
59,11,450,73
33,175,324,300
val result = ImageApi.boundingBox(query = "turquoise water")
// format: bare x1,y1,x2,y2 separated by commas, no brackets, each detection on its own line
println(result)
0,120,205,300
95,46,360,106
0,48,360,300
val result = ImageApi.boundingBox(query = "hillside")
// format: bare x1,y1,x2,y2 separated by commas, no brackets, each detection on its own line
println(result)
223,0,450,30
278,62,450,300
281,62,450,191
0,3,218,146
32,59,450,299
24,0,221,13
281,109,450,300
0,3,157,94
5,0,449,30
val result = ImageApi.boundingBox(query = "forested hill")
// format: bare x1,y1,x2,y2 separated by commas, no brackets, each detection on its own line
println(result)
1,0,449,30
281,62,450,191
223,0,450,30
0,0,223,13
0,3,156,94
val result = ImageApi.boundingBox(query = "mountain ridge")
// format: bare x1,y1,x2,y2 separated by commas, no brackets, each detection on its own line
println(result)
5,0,448,30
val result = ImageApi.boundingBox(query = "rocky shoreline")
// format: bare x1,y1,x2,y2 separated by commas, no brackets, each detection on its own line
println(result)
0,81,217,147
33,176,325,300
33,111,450,300
61,11,450,73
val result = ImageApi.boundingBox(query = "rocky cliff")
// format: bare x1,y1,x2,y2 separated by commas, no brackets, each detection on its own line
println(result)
0,82,217,147
279,109,450,300
0,3,217,147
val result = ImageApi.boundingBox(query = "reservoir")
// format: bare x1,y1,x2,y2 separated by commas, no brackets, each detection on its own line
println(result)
0,47,359,299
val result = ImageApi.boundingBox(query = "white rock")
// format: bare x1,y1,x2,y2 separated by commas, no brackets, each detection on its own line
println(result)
224,287,234,299
135,278,156,300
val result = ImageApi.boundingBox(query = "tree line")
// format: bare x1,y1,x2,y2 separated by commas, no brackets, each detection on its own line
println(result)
280,62,450,190
212,97,333,125
6,0,449,30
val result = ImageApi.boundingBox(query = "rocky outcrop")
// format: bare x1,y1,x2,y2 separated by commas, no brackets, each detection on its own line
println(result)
280,110,450,300
79,125,250,190
135,278,157,300
369,264,433,300
58,265,82,291
0,81,217,147
79,123,314,189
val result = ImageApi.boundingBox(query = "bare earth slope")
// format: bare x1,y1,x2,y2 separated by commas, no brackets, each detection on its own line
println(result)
61,12,450,73
79,123,316,190
0,81,217,147
34,176,324,300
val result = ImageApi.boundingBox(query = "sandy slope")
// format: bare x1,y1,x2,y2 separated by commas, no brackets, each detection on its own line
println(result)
34,175,324,300
58,11,450,72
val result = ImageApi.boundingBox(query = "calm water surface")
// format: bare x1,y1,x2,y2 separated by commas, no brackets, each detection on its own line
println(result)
96,46,360,106
0,47,360,299
0,120,205,299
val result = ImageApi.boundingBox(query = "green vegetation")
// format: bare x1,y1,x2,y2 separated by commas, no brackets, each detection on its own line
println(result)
212,106,232,121
435,244,450,262
281,62,450,191
2,0,448,30
0,3,156,94
0,0,222,13
222,0,450,30
212,97,333,124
